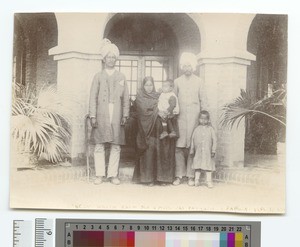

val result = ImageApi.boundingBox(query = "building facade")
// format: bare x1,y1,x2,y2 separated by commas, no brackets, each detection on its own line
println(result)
13,13,287,167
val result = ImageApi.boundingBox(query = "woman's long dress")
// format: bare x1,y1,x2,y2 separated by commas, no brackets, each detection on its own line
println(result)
132,107,176,184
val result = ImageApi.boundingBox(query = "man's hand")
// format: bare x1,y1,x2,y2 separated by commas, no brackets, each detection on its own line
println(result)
211,152,215,158
90,117,98,128
121,117,128,126
158,111,167,121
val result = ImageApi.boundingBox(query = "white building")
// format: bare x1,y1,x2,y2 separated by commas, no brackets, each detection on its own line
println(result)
13,13,287,167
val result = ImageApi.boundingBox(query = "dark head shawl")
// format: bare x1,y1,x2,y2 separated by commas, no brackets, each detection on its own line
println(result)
135,76,160,138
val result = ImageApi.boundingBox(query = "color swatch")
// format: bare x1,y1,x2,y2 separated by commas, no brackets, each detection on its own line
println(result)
73,231,243,247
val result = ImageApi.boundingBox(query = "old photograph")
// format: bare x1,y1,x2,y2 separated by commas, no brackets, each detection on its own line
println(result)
10,13,287,213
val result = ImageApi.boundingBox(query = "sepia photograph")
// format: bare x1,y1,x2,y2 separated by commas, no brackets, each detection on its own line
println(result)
10,12,287,213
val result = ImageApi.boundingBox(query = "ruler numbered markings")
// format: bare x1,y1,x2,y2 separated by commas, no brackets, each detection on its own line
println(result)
58,220,260,247
13,218,55,247
35,218,55,247
13,220,34,247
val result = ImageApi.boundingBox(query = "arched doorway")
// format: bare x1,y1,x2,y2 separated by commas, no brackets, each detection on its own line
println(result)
104,13,201,101
246,14,287,155
103,13,201,161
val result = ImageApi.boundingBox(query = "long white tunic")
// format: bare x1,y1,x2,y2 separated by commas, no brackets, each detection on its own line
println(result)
174,74,208,148
190,125,217,171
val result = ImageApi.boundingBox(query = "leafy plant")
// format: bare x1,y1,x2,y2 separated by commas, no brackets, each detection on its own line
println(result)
11,84,71,164
221,87,286,154
221,87,286,128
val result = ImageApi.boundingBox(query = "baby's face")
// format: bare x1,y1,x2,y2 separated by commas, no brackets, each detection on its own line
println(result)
162,82,172,93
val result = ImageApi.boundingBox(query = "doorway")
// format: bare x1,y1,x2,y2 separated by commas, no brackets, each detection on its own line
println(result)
104,13,201,161
105,13,201,92
115,55,175,100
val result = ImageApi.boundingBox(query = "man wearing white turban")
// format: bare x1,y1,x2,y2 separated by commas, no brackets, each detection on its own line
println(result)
100,38,120,58
89,39,130,185
173,52,208,186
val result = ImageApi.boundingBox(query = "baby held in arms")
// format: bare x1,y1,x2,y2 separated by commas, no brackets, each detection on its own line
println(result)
158,79,179,140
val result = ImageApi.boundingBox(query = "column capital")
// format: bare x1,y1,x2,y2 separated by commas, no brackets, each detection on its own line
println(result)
48,13,110,60
197,50,255,66
196,13,256,66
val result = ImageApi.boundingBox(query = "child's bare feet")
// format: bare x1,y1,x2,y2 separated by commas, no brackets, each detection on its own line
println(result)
207,181,213,188
188,178,195,186
195,179,200,187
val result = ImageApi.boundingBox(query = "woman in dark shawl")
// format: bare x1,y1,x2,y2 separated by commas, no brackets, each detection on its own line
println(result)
132,76,176,185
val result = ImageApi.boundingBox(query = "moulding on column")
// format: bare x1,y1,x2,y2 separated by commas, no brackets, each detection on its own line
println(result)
198,57,252,66
197,50,256,66
49,48,102,61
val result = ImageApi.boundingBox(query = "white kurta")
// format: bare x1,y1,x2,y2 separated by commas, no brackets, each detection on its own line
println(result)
174,74,208,148
190,125,217,171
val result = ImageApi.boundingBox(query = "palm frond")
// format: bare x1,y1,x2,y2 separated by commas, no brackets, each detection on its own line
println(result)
11,84,72,163
41,134,70,163
221,89,286,129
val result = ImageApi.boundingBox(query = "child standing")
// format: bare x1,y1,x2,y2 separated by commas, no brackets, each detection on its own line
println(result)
158,80,179,139
190,110,217,188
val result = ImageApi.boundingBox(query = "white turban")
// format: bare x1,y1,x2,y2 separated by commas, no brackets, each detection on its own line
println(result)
100,38,120,58
180,52,197,71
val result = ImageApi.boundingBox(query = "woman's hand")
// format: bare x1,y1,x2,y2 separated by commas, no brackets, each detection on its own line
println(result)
121,117,128,125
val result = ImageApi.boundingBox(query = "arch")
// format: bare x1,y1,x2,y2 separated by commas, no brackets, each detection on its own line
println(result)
13,13,58,94
247,14,287,98
103,13,201,59
104,13,179,56
246,14,287,155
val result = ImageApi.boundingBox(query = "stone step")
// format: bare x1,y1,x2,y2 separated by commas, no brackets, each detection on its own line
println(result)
13,161,283,188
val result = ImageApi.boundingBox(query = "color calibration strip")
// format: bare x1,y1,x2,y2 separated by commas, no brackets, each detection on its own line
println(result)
72,231,244,247
56,220,260,247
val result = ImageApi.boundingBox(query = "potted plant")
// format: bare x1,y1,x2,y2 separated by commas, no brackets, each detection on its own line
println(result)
11,84,71,168
221,86,286,155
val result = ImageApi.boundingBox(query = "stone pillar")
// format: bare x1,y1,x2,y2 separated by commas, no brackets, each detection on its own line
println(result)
195,14,256,167
49,13,110,159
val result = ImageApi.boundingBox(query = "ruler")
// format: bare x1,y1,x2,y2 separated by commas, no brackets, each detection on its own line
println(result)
13,220,34,247
35,218,55,247
13,218,54,247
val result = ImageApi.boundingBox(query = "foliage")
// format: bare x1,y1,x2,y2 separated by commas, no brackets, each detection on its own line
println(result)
221,87,286,154
221,87,286,128
11,84,71,163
